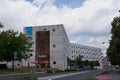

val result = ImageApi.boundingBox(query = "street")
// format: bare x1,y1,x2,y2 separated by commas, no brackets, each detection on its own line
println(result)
52,70,103,80
0,69,104,80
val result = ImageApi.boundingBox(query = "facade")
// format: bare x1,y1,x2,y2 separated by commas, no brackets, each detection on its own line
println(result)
70,43,102,61
70,43,103,68
22,24,103,70
23,24,70,70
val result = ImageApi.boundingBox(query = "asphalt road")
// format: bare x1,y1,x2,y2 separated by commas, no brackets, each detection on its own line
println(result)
53,70,103,80
0,69,104,80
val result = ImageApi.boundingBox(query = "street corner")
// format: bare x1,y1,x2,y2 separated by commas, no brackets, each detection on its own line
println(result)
95,75,111,80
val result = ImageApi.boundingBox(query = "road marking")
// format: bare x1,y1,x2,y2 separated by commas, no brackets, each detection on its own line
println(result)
38,71,90,80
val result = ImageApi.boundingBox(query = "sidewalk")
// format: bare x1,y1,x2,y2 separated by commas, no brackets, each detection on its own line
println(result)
95,72,120,80
106,73,120,80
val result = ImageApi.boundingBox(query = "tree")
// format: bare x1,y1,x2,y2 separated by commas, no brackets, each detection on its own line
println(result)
88,61,95,68
0,29,33,62
75,54,83,68
107,16,120,66
0,22,4,28
83,60,89,66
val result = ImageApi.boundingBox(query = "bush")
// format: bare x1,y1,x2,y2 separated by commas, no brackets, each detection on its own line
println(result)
36,68,45,72
45,68,63,73
86,78,97,80
20,76,37,80
0,64,7,69
46,69,53,73
55,69,63,73
65,69,77,71
101,71,110,75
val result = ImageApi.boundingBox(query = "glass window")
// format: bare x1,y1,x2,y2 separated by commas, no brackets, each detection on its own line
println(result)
52,28,56,32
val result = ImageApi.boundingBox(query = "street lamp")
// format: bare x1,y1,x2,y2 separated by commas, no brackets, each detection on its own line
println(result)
102,40,110,44
102,41,111,70
14,51,17,71
119,10,120,12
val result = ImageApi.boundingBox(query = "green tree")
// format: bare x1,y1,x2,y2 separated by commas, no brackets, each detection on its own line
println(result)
75,54,83,68
88,61,95,69
0,22,4,28
83,60,89,66
0,28,33,62
107,16,120,66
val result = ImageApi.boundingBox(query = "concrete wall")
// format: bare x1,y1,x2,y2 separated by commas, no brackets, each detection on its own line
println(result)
24,24,71,70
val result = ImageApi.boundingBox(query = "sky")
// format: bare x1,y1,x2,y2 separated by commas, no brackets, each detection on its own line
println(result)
0,0,120,54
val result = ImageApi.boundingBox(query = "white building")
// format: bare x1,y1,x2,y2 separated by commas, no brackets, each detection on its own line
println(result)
23,24,70,70
22,24,103,70
70,43,103,68
70,43,102,61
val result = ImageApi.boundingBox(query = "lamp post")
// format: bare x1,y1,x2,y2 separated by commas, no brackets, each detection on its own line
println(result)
102,41,110,70
14,51,17,71
13,51,17,80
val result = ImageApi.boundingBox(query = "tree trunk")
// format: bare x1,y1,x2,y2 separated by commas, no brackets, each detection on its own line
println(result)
12,60,14,71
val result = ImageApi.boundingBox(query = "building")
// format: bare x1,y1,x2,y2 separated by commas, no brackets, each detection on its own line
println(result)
23,24,103,70
70,43,103,68
70,43,102,61
23,24,71,70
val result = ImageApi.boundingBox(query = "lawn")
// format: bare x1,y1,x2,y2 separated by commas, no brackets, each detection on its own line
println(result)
0,68,29,74
86,77,97,80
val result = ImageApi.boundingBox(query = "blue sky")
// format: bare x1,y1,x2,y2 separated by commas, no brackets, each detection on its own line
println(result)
27,0,84,8
54,0,84,8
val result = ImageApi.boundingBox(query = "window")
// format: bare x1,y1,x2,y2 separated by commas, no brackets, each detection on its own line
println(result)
52,28,56,32
43,28,46,30
53,44,56,48
30,54,33,56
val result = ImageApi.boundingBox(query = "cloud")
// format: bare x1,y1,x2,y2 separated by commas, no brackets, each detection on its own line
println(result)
0,0,120,53
85,35,111,54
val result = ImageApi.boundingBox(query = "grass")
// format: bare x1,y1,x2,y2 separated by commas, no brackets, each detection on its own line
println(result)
20,76,37,80
0,67,63,75
86,77,97,80
0,68,31,74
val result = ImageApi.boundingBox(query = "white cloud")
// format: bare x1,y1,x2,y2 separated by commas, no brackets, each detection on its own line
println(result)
85,35,111,54
70,37,81,44
0,0,120,53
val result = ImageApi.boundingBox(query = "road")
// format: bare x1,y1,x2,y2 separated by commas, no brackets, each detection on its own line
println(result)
0,69,104,80
52,70,103,80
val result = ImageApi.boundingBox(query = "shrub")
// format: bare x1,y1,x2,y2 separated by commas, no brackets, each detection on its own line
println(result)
86,77,97,80
20,76,37,80
46,69,53,73
65,69,77,71
0,64,7,69
55,69,63,73
101,71,110,75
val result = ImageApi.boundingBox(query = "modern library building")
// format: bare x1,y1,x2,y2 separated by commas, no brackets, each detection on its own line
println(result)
23,24,103,70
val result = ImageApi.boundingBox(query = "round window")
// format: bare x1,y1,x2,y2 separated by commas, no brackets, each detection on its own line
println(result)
53,44,56,48
52,28,56,32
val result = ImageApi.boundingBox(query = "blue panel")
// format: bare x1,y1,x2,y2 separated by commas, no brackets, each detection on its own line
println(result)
26,26,32,35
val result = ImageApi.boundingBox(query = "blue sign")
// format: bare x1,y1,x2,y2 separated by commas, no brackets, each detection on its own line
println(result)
14,51,17,60
26,26,32,35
